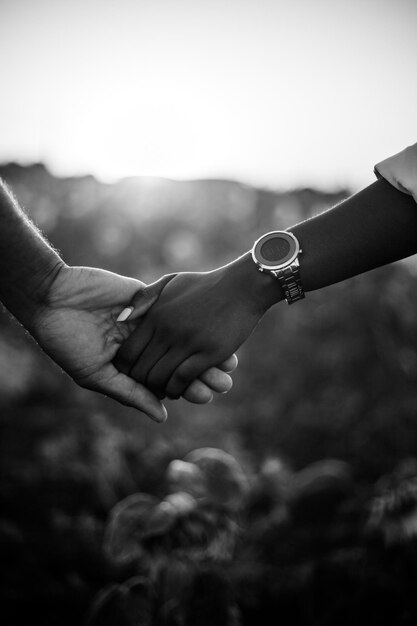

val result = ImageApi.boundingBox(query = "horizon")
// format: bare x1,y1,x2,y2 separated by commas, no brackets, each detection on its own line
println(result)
0,159,353,195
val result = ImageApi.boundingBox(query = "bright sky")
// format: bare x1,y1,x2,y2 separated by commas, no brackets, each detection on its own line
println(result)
0,0,416,190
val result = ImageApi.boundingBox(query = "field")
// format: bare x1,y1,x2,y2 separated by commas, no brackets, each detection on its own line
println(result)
1,163,417,624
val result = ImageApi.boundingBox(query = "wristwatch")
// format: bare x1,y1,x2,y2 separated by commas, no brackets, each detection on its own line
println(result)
251,230,305,304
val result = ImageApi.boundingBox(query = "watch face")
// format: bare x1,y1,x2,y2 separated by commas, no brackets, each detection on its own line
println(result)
260,237,291,262
252,231,299,269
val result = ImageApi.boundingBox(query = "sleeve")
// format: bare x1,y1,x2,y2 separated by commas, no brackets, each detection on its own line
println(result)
374,142,417,204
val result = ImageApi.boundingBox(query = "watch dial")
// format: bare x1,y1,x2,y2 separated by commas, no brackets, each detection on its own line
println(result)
260,237,291,262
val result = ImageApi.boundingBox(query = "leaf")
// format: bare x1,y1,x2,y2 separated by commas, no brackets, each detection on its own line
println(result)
166,459,206,498
87,584,128,626
87,577,154,626
184,448,249,510
123,576,155,626
289,459,353,522
141,499,178,540
104,493,159,563
163,492,197,515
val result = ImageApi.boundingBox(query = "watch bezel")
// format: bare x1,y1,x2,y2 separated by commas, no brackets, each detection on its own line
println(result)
252,231,300,271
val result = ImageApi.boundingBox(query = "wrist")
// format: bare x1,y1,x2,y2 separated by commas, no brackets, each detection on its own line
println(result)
33,258,69,305
221,252,285,314
5,259,68,330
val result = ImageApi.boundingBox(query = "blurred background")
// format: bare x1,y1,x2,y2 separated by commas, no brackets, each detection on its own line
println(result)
1,0,417,624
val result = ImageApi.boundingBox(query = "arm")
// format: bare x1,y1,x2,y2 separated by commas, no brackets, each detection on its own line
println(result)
0,179,236,421
0,181,64,329
291,178,417,292
114,178,417,399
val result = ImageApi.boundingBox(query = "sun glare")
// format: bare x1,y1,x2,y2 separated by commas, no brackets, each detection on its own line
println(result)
0,0,416,189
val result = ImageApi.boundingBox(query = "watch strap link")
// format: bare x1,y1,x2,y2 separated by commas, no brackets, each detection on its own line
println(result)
274,261,305,305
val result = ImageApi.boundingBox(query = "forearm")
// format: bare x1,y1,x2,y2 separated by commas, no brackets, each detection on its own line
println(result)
232,178,417,309
0,179,66,328
292,178,417,291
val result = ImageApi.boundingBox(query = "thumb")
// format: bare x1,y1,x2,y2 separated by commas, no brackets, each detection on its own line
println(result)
117,274,176,322
101,371,168,423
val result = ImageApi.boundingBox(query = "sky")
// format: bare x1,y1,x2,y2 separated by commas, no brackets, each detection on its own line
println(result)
0,0,416,190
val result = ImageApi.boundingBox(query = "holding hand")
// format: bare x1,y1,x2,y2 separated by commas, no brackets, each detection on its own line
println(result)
30,266,236,421
114,254,277,399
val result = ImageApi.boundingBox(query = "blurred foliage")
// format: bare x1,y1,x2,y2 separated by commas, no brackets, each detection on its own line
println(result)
89,448,417,626
1,162,417,624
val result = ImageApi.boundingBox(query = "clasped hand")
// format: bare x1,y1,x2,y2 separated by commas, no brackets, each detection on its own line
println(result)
114,259,267,400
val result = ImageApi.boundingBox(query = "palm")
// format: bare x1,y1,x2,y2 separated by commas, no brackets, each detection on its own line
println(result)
34,267,136,381
31,266,167,421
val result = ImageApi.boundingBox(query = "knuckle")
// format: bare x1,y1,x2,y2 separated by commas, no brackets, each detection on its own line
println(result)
176,368,191,383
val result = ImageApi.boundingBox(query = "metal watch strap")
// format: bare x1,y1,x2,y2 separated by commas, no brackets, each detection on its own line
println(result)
273,261,305,305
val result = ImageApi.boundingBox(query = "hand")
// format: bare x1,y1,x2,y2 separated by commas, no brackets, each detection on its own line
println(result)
114,255,273,399
175,352,238,403
29,266,237,422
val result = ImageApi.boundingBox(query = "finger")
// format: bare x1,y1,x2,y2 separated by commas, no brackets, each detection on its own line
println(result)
198,367,233,394
219,354,238,373
182,364,234,402
145,355,235,399
96,370,167,423
146,349,194,399
129,339,170,386
183,379,214,404
113,322,154,375
165,353,211,400
118,274,176,322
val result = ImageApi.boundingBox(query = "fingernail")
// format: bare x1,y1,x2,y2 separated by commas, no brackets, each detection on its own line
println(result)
158,404,168,423
221,376,233,393
150,404,168,424
116,306,134,322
